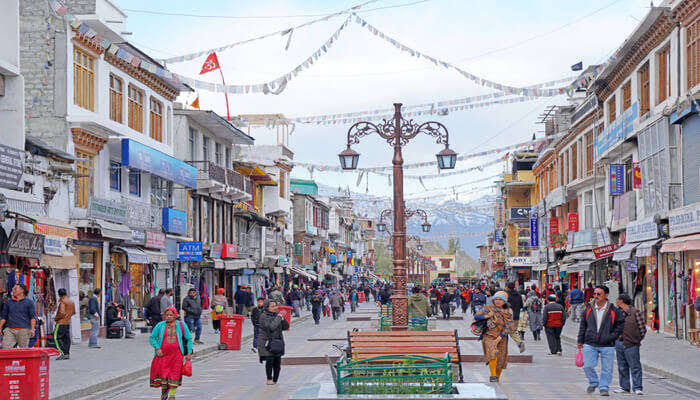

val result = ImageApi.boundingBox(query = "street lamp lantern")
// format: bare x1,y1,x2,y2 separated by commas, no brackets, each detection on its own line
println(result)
377,222,387,232
421,222,432,233
338,146,360,170
387,245,393,251
417,244,423,251
436,146,458,170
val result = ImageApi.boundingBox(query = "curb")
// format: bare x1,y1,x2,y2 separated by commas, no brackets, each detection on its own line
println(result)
560,333,700,392
53,313,313,400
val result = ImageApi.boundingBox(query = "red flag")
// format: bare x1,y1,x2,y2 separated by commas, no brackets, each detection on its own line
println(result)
200,52,220,75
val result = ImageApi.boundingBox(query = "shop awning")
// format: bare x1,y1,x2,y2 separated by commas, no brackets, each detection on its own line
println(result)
236,210,275,227
114,246,149,264
636,239,662,257
225,259,254,270
210,258,224,269
567,261,593,273
73,219,131,241
326,272,342,279
32,217,78,239
612,242,640,261
141,249,168,264
40,254,77,270
290,266,317,281
531,264,547,271
660,234,700,253
561,251,595,263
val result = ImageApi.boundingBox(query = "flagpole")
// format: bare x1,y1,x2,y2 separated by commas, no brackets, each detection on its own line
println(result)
219,68,231,121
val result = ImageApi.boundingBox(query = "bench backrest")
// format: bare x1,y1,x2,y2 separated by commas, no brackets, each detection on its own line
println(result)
349,330,458,363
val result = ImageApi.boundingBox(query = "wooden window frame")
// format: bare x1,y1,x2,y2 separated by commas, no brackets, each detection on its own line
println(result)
149,97,163,142
279,171,286,199
128,85,144,133
109,74,123,123
622,81,631,111
571,143,578,181
639,62,650,116
75,149,95,208
607,95,616,125
585,131,594,176
109,160,121,192
688,19,698,90
657,45,671,104
73,47,95,111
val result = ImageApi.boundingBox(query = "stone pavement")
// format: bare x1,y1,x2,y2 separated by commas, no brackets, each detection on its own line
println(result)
560,316,700,390
49,307,313,400
70,303,700,400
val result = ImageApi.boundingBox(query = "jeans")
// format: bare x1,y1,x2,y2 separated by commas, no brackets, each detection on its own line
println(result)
253,325,259,348
430,300,438,316
350,300,357,312
615,341,643,392
110,319,133,335
583,344,615,392
312,306,321,324
292,300,301,317
89,316,100,346
332,306,341,320
544,326,562,354
184,316,202,341
440,303,451,319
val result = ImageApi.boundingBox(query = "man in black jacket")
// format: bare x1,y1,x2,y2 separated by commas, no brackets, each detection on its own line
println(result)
182,289,203,344
577,285,625,396
145,289,164,327
105,302,134,338
250,297,265,352
506,282,523,322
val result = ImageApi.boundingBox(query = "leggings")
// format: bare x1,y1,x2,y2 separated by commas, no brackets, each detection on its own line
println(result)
265,356,282,382
213,319,221,331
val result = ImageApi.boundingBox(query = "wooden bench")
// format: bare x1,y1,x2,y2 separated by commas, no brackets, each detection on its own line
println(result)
347,330,463,382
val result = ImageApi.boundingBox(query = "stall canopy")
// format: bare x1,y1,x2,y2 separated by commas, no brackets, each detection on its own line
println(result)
114,246,149,264
73,219,131,241
141,249,168,264
612,242,640,261
660,234,700,253
225,259,254,270
635,239,662,257
290,266,317,281
40,254,77,269
531,264,547,271
567,261,594,273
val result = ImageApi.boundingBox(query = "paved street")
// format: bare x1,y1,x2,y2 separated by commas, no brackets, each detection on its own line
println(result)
70,303,700,400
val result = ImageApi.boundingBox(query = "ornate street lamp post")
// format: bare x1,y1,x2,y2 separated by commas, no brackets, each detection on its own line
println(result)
339,103,456,330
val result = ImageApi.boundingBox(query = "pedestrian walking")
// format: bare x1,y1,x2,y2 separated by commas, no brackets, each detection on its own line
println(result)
329,291,342,320
475,291,513,382
543,294,566,355
584,282,595,304
182,289,203,344
54,288,75,359
105,302,135,338
146,289,164,327
250,297,265,352
0,284,36,349
290,285,302,317
614,293,646,395
506,282,523,331
257,300,289,385
440,288,453,319
350,288,358,313
472,288,487,315
460,287,470,314
87,288,101,348
234,285,250,315
210,288,228,334
577,285,625,396
322,294,330,317
524,292,543,340
149,307,193,400
408,286,431,317
310,289,323,325
160,289,174,314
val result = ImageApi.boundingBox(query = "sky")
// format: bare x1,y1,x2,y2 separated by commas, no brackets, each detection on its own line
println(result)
112,0,654,201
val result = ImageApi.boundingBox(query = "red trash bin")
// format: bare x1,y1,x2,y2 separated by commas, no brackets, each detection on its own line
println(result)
277,305,292,326
0,347,60,400
218,314,245,350
358,292,366,303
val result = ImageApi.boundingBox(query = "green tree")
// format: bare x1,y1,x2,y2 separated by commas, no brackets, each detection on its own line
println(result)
447,238,461,255
374,243,393,277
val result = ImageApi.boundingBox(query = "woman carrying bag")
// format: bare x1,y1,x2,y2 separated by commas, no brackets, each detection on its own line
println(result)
149,307,194,400
474,291,513,382
257,300,290,385
210,288,228,334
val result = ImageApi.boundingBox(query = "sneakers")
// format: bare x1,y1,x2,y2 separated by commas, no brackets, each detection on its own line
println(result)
125,333,135,339
634,390,644,395
88,345,101,349
266,379,274,385
56,354,70,360
557,351,562,356
614,388,630,394
489,376,498,382
251,347,257,353
194,340,204,344
586,385,597,393
600,389,610,396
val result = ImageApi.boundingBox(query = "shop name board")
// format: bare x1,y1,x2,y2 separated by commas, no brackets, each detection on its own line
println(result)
131,230,145,242
530,215,538,247
162,208,187,235
568,213,579,232
596,101,638,160
668,203,700,237
593,243,621,259
609,164,624,196
43,235,66,256
121,139,197,189
509,207,531,220
178,241,203,261
7,230,44,259
33,222,77,239
88,197,127,224
145,231,166,249
626,216,658,242
220,243,238,258
507,256,538,266
0,144,24,190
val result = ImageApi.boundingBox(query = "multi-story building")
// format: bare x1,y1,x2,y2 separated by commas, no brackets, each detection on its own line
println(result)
425,254,456,282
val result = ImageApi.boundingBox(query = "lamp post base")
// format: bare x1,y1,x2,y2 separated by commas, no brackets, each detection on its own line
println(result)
390,293,408,331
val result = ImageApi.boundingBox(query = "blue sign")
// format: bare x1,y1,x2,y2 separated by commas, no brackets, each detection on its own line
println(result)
329,254,337,263
178,241,202,261
494,230,501,243
162,208,187,235
530,215,539,248
609,164,624,196
121,139,196,188
670,100,697,124
596,102,638,160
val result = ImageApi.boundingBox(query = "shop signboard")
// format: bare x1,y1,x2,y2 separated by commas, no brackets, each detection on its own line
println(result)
507,256,538,266
568,213,579,232
145,231,166,249
596,102,638,160
88,197,127,224
625,259,638,272
593,243,621,259
0,144,24,190
668,203,700,237
220,243,238,258
626,216,658,242
121,139,197,188
329,254,337,263
162,208,187,235
43,235,66,256
633,162,642,189
530,214,538,247
178,241,203,261
509,207,530,220
609,164,624,196
131,229,145,243
549,219,559,245
8,230,44,259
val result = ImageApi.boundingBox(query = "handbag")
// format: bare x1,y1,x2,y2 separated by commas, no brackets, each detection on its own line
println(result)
265,338,285,355
181,360,192,376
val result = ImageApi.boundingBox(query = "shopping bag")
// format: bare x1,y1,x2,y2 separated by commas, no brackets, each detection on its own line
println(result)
182,360,192,377
574,349,584,368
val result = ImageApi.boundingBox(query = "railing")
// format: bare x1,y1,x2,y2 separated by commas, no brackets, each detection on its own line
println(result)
187,161,226,185
334,353,452,395
226,168,245,192
379,315,428,331
121,196,162,230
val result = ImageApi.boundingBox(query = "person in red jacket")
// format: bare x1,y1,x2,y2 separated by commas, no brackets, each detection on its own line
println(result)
543,294,566,356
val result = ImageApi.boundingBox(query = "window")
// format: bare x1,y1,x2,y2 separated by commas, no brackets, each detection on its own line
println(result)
202,136,209,162
73,47,94,111
109,75,123,123
150,98,163,142
188,128,196,161
225,147,231,168
584,190,593,229
639,119,673,213
191,194,199,241
109,161,121,191
688,19,699,90
279,171,286,199
585,131,594,176
624,157,633,193
128,169,141,196
639,62,650,116
202,198,210,245
571,143,578,181
622,81,631,111
150,176,172,208
128,85,144,132
517,229,531,256
75,150,94,208
658,45,671,104
215,143,222,166
607,95,616,124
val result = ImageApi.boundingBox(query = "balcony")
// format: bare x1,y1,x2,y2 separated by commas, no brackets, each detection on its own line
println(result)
263,186,292,217
188,161,226,193
122,196,163,230
224,169,252,202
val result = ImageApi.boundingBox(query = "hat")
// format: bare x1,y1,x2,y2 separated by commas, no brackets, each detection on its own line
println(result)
547,294,557,302
491,291,508,303
217,288,225,294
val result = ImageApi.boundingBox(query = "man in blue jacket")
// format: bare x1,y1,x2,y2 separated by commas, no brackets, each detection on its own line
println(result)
567,284,585,322
577,285,625,396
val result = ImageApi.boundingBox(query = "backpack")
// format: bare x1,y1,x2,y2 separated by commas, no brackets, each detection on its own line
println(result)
531,298,542,313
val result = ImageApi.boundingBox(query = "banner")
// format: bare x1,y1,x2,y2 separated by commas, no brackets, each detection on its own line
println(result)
633,162,641,189
568,213,579,232
609,164,624,196
549,219,559,245
530,215,539,248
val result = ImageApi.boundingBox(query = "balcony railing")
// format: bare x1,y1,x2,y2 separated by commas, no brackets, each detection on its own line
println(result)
187,161,226,185
121,196,162,230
